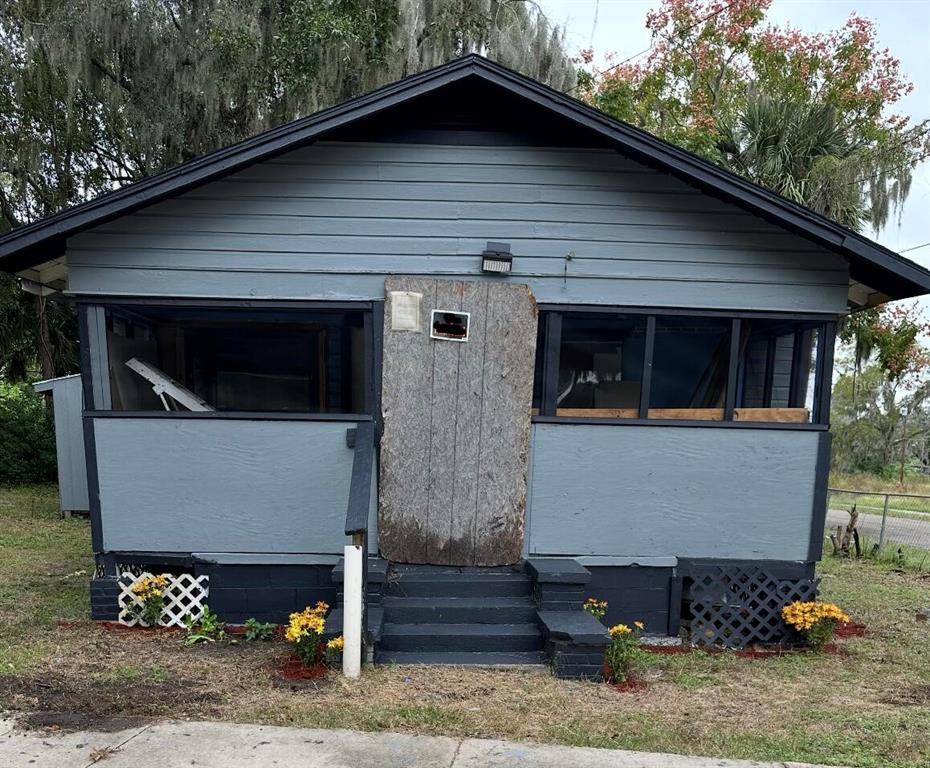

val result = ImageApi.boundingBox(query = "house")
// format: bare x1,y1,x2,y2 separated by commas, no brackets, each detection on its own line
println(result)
3,56,929,672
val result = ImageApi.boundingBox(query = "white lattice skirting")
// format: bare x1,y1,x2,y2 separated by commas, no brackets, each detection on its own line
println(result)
118,571,210,627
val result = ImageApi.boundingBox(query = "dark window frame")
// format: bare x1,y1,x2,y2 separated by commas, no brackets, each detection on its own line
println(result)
535,304,837,429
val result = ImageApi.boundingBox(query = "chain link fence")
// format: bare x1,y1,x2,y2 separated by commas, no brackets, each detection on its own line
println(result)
827,488,930,570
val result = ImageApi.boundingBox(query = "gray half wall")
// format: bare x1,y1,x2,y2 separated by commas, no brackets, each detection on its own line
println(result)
93,417,368,554
526,423,820,561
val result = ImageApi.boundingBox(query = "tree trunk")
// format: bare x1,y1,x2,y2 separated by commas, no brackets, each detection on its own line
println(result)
34,293,54,379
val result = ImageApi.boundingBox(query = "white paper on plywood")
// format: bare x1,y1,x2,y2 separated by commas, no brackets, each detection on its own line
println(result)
390,291,422,332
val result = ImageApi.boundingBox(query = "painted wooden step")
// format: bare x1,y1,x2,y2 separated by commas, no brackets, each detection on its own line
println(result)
376,650,549,667
383,573,533,598
382,596,537,624
379,622,543,652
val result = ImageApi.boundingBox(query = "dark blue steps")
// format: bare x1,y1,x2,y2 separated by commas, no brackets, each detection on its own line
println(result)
376,650,549,666
384,564,532,598
375,563,545,666
379,622,542,652
382,596,538,624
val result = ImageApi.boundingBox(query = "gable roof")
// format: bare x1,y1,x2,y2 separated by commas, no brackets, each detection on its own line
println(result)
1,54,927,305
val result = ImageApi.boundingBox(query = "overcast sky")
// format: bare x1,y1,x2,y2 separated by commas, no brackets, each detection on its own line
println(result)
540,0,930,269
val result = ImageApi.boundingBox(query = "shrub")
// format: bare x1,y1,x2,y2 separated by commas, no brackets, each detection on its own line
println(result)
243,618,276,641
0,382,57,485
285,601,329,666
782,601,850,652
604,621,647,683
183,606,226,645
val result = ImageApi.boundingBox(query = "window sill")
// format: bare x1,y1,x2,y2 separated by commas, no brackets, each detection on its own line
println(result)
531,415,827,431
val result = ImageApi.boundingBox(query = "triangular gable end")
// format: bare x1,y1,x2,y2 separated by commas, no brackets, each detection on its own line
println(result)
2,55,928,307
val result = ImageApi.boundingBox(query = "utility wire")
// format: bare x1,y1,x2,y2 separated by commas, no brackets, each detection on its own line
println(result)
571,0,741,93
900,241,930,254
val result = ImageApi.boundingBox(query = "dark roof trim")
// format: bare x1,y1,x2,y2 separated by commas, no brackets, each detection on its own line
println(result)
1,54,928,300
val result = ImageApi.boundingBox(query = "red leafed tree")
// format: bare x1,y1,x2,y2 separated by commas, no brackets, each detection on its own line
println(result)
577,0,928,232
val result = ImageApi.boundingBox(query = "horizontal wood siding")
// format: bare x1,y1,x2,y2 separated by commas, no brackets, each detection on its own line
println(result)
526,423,820,560
67,142,848,312
93,418,362,554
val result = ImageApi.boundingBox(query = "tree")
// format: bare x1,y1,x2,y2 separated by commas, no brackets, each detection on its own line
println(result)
715,94,867,229
0,1,576,382
579,0,929,231
832,303,930,474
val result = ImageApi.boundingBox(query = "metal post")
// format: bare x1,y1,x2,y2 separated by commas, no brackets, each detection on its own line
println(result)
899,409,909,483
342,543,363,679
878,494,889,550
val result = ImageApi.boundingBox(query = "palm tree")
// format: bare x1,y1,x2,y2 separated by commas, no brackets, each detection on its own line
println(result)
716,93,867,230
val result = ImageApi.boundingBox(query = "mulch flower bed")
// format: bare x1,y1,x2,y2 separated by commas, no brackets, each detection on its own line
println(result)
65,620,183,634
638,620,864,660
641,642,850,658
275,654,328,681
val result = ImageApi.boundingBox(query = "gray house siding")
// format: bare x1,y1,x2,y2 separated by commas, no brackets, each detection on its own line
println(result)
66,142,849,312
526,422,821,561
93,417,376,555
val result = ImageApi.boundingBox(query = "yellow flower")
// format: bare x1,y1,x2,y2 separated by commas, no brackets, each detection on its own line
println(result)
131,574,170,602
285,603,330,647
608,623,631,636
327,636,344,651
634,621,645,630
781,601,849,631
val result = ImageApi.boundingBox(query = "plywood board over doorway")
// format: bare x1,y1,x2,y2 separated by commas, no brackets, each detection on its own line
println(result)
379,277,538,566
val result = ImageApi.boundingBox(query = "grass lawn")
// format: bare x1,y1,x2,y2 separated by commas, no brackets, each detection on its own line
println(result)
1,486,930,767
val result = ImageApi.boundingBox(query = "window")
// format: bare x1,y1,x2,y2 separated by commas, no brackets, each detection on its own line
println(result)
533,309,834,425
737,319,821,423
555,313,646,416
104,305,368,414
649,316,731,419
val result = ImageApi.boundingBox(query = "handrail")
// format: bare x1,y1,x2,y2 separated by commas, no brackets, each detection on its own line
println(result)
345,420,374,537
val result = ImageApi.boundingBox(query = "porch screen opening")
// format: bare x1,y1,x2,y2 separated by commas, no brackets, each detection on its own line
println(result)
540,313,646,418
103,306,367,414
533,310,830,425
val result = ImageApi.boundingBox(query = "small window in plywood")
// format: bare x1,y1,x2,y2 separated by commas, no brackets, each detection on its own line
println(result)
430,309,470,342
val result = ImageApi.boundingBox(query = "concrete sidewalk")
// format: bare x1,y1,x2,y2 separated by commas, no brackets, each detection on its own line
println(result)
0,717,842,768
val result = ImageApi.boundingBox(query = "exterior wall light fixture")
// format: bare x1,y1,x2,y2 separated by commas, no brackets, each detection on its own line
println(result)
481,241,512,274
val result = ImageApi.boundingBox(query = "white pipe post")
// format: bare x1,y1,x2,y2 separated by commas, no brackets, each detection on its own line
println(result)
342,543,363,679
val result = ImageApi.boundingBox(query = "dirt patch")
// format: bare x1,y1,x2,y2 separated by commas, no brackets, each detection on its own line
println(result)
879,683,930,706
609,677,648,694
97,621,183,635
0,673,223,732
835,621,868,638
